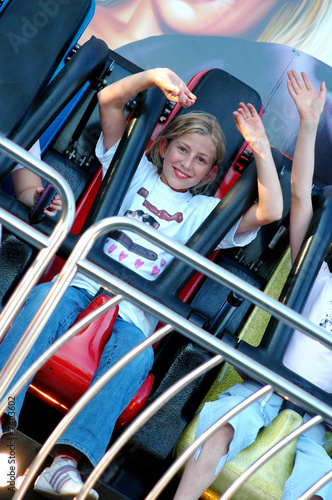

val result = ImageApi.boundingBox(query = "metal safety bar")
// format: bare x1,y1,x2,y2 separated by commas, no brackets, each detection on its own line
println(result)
0,294,123,418
219,414,324,499
145,384,273,500
76,354,225,500
12,323,175,500
0,136,76,400
2,215,331,419
1,216,331,498
81,219,332,353
298,470,332,500
0,137,75,336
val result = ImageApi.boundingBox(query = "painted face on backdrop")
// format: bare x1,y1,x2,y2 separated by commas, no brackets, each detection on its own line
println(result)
80,0,280,48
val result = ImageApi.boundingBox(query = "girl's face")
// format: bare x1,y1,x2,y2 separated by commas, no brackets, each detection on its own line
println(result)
159,133,218,192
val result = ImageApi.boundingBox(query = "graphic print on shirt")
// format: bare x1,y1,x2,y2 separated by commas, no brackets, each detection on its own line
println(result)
319,301,332,332
104,187,184,277
124,209,160,229
137,187,183,222
107,208,161,261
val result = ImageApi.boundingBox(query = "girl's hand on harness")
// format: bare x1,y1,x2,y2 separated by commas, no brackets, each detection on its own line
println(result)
151,68,197,108
287,70,326,124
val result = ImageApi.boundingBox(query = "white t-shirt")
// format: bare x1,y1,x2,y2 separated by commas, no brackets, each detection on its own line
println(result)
70,134,259,336
13,140,41,172
283,261,332,393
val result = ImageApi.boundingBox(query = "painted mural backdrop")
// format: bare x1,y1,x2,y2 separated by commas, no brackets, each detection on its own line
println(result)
80,0,332,67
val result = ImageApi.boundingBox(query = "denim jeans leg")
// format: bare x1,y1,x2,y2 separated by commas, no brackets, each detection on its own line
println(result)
0,283,93,424
57,317,154,466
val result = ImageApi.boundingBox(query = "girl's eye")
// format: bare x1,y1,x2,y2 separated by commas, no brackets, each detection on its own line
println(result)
197,157,206,164
178,146,186,153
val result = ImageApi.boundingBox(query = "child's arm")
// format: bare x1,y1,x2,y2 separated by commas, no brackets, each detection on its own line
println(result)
287,70,326,263
233,102,283,233
98,68,197,150
11,167,43,207
11,168,62,217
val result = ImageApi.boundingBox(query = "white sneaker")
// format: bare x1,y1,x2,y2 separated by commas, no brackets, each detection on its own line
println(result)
34,459,99,499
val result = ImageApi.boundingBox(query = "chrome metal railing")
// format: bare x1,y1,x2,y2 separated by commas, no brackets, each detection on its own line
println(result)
0,216,329,498
0,136,76,400
0,185,330,498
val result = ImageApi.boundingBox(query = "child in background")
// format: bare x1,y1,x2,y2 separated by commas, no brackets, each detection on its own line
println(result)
0,140,62,241
11,141,61,217
0,67,282,500
173,70,329,500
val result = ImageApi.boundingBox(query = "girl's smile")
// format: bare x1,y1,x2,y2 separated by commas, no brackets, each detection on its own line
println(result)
159,133,218,192
173,167,191,180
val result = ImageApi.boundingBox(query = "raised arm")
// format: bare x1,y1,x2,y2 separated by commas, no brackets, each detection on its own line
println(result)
287,70,326,263
234,102,283,233
97,68,197,150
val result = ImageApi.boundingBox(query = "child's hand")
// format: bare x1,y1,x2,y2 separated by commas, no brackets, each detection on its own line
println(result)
151,68,197,107
287,70,326,123
33,187,62,218
45,193,62,217
233,102,267,151
33,187,44,201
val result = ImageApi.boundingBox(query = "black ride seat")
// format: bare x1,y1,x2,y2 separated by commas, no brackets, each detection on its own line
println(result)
0,0,110,305
0,0,94,138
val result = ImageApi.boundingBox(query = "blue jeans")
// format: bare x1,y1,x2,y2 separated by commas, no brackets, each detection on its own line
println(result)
57,315,154,465
0,282,154,466
0,282,93,419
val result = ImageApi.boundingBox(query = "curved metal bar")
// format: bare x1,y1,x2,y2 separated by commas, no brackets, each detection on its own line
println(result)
82,217,332,352
76,355,224,500
0,294,123,417
2,215,332,427
0,139,76,398
2,213,331,498
3,211,331,497
13,324,173,500
0,136,75,341
72,257,332,425
146,385,273,500
61,217,332,421
0,135,74,204
298,470,332,500
220,414,324,500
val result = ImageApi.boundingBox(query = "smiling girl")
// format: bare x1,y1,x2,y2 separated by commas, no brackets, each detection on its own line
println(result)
0,67,282,500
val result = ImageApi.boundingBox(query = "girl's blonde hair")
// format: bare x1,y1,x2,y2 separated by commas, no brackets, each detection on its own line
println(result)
148,111,226,194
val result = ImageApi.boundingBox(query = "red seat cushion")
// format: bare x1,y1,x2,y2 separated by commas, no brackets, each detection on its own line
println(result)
30,295,119,412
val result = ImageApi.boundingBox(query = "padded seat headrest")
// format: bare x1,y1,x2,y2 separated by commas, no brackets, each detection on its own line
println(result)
0,0,93,137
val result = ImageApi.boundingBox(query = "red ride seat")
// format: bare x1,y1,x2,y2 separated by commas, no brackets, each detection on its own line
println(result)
31,168,156,427
29,294,155,429
30,295,119,412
